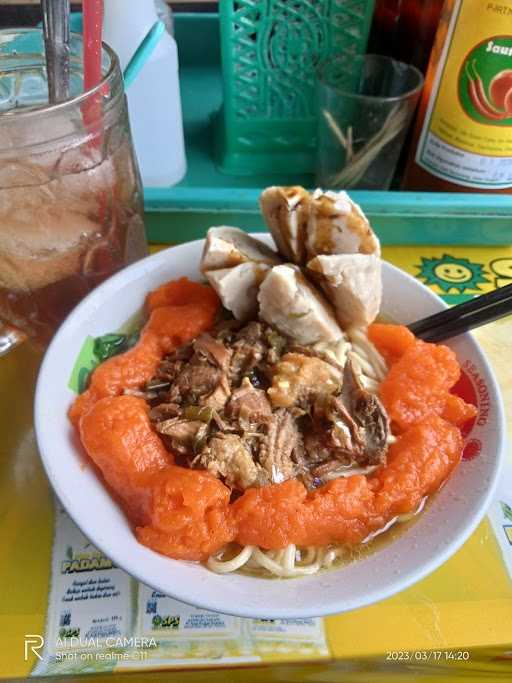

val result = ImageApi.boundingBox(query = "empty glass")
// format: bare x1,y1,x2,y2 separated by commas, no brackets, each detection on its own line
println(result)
316,54,424,190
0,29,147,353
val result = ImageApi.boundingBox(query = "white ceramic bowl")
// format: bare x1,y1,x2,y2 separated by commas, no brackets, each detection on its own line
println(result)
34,236,506,618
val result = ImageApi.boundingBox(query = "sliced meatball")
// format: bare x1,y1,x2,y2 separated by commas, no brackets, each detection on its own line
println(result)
258,264,343,344
205,262,270,321
259,185,311,264
307,253,382,328
307,189,380,259
200,226,280,272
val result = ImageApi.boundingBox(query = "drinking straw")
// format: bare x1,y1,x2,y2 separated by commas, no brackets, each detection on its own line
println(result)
82,0,104,145
123,21,165,90
83,0,104,92
81,7,165,146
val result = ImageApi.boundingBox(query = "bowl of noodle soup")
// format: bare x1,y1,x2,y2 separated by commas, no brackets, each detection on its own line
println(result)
35,235,505,618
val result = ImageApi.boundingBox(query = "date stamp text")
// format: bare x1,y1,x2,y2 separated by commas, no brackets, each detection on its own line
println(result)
386,650,470,662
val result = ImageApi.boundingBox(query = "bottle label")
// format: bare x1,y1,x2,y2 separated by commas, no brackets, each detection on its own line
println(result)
416,0,512,189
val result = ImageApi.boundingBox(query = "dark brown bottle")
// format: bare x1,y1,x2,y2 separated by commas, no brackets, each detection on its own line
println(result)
368,0,444,73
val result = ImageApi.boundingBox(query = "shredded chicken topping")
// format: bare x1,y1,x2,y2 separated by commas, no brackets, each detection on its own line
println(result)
136,318,390,493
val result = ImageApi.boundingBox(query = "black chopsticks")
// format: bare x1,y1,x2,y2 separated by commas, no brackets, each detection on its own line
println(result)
408,283,512,343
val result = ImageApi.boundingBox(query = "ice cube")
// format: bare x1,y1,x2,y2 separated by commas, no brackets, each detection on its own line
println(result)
51,145,117,218
0,199,99,291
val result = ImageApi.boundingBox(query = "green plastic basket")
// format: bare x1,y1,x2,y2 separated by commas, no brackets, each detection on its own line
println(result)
216,0,375,175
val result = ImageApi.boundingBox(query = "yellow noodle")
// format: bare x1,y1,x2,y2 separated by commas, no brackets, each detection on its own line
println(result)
250,547,321,577
206,545,255,573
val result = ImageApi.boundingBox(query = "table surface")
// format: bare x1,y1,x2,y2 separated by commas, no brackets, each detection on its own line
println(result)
1,242,511,681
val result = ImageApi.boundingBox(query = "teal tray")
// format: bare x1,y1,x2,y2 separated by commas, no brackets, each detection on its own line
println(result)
144,13,512,245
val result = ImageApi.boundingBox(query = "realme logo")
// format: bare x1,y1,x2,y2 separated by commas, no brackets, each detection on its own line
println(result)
24,634,44,661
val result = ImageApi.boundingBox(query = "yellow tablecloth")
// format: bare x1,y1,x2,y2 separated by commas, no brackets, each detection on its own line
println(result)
1,244,511,681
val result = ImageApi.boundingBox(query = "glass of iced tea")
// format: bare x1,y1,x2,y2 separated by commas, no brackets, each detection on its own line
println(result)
0,29,147,353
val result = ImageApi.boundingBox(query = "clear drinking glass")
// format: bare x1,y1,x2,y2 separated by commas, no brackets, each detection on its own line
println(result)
316,54,424,190
0,29,147,353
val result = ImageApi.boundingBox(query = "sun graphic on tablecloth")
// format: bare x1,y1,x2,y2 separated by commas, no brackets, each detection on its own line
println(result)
416,254,489,293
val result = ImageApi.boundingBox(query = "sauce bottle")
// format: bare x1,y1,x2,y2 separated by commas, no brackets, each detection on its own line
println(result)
369,0,444,73
403,0,512,193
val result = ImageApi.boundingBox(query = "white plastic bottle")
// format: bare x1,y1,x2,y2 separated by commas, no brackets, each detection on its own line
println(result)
103,0,186,187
